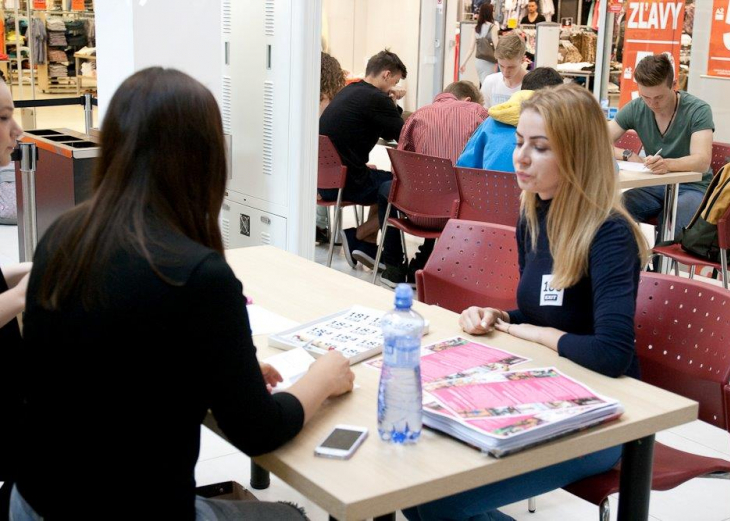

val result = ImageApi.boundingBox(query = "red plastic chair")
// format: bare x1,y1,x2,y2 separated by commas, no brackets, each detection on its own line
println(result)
564,273,730,519
616,130,644,156
415,219,519,313
454,167,521,226
371,149,460,283
652,190,730,289
317,135,361,267
711,142,730,176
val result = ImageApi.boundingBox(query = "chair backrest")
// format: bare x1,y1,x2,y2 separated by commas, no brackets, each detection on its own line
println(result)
615,130,644,155
416,219,519,313
711,142,730,176
454,167,522,226
386,148,460,220
635,273,730,433
318,135,347,190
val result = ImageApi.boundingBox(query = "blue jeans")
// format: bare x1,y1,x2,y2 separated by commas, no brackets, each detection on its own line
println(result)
9,486,41,521
623,184,705,240
402,446,621,521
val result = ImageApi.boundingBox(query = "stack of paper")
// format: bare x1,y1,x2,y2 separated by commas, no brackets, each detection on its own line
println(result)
412,337,623,457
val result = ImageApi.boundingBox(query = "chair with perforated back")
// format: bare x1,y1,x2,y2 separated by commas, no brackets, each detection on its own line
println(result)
415,219,519,313
711,142,730,176
563,273,730,520
317,135,362,267
652,203,730,289
616,130,644,156
454,167,522,226
371,149,460,284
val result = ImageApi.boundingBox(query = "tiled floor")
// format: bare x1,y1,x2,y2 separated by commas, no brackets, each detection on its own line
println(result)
1,108,728,519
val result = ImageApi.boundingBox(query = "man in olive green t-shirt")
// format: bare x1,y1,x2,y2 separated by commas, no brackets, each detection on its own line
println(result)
608,54,714,239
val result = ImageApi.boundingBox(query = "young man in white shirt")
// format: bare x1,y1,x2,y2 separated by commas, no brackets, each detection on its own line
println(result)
480,33,528,109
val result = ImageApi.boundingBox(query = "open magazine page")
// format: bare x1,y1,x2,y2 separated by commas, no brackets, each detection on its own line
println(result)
420,337,530,384
423,367,620,441
365,336,529,374
426,368,611,419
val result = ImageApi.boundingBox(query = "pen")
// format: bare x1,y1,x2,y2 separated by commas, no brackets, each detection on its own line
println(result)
652,148,663,157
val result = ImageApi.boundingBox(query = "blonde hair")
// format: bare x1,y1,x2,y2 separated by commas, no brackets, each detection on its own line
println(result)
495,33,526,61
519,84,649,289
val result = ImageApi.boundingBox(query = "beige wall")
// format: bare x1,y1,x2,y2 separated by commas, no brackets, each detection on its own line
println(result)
322,0,421,111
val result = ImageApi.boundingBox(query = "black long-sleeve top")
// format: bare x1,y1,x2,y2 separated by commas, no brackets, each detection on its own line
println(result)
508,200,641,378
319,80,404,194
14,219,305,520
0,268,23,483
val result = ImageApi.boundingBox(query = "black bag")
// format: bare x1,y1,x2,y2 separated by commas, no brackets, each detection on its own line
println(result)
475,24,495,62
671,163,730,262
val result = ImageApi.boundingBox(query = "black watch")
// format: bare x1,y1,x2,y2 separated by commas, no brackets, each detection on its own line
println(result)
622,149,632,161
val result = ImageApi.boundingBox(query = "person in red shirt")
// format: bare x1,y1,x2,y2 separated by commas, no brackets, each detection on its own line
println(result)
353,81,488,287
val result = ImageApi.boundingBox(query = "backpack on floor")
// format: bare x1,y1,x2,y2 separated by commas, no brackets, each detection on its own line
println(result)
676,163,730,262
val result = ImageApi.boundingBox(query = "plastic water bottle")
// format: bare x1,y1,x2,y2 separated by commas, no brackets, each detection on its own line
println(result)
377,284,423,444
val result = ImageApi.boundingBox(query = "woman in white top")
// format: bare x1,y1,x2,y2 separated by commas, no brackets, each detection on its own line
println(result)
460,3,499,85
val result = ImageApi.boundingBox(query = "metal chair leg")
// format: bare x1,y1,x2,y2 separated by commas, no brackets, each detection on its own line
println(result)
327,191,344,267
528,497,536,513
372,203,392,284
598,497,610,521
353,205,361,227
672,260,679,277
400,228,408,264
721,249,728,290
689,265,696,279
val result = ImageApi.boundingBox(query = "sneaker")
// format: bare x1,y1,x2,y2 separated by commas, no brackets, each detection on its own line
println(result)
379,263,412,289
352,243,387,272
340,228,359,269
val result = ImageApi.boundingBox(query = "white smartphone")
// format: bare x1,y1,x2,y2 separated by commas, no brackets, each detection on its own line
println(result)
314,424,368,460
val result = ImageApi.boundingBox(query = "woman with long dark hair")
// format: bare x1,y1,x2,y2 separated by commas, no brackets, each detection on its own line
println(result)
9,67,354,520
460,3,500,84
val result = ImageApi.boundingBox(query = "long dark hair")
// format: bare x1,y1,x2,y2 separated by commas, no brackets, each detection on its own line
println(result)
38,67,227,309
476,3,494,34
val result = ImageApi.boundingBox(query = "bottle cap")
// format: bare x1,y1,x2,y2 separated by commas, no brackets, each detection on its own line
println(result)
394,284,413,309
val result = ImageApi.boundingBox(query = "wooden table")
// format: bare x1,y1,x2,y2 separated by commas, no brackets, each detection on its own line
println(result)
216,245,698,521
618,169,702,273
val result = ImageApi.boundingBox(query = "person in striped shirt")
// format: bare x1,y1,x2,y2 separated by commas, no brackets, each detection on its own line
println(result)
352,81,489,287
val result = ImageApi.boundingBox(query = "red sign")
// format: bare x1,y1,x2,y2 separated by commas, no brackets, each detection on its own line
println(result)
608,0,623,14
33,0,46,9
619,1,685,107
71,0,84,11
707,0,730,78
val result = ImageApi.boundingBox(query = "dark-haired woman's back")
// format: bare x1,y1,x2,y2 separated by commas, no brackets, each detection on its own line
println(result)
13,216,306,520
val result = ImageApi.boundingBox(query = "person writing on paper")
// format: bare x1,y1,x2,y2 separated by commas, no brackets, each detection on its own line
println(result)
609,53,714,237
404,85,648,521
10,68,354,521
459,3,499,85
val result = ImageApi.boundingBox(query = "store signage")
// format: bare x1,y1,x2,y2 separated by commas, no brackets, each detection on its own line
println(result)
707,0,730,79
33,0,46,9
71,0,84,11
619,0,684,107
